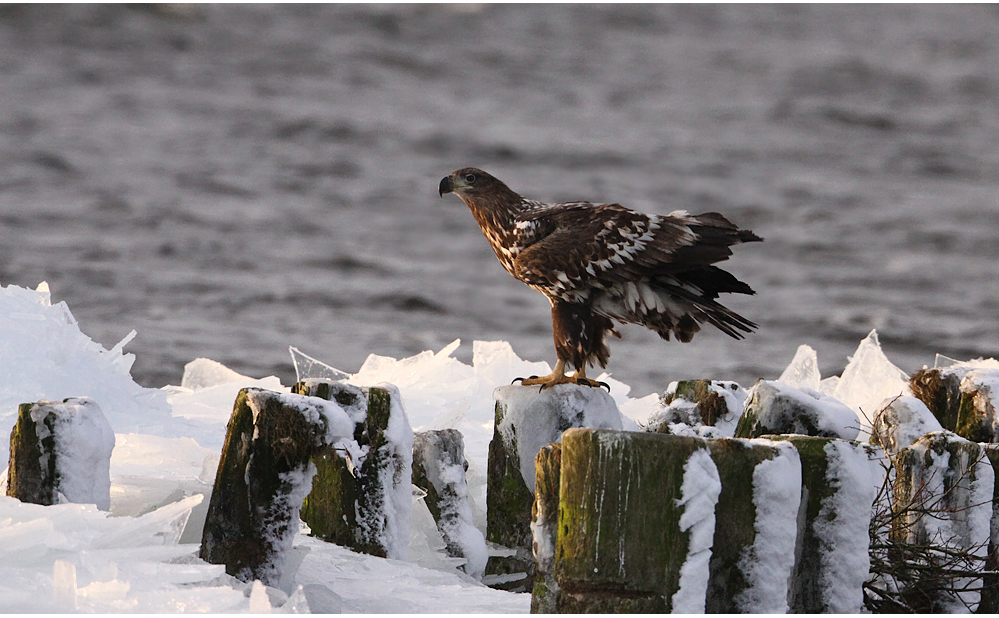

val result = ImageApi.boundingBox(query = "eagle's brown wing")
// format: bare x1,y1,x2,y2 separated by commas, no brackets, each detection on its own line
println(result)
512,202,759,341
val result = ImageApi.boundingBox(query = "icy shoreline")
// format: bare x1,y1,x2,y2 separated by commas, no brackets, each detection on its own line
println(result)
0,281,990,612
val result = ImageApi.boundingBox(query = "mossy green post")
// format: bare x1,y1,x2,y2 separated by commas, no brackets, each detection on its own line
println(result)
736,380,835,438
910,368,963,432
667,380,731,426
703,438,780,613
485,398,537,591
7,403,55,505
296,382,399,558
555,429,707,613
531,443,562,614
200,387,328,586
981,445,999,613
294,380,358,548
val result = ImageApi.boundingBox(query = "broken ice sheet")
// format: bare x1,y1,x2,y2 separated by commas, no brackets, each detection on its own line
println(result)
289,346,350,383
777,344,821,391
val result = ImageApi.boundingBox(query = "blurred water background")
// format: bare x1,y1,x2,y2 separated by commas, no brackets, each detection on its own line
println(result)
1,4,998,398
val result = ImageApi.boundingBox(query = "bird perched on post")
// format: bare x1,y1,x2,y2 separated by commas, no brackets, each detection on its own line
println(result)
439,167,761,390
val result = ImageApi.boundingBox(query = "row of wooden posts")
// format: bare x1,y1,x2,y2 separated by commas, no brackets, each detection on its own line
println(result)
6,365,999,613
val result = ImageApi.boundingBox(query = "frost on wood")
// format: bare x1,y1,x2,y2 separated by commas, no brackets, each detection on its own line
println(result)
7,397,115,510
891,431,994,612
554,429,711,612
871,395,943,456
736,380,859,440
771,435,882,613
649,379,747,438
485,383,622,591
298,381,414,561
705,438,800,613
199,387,353,586
412,429,486,578
530,443,561,614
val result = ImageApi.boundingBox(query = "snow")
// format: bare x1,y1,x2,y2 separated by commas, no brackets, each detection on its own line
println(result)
736,438,802,613
651,380,748,438
28,397,116,510
746,380,861,440
814,440,882,614
494,382,624,493
871,395,943,455
0,280,995,613
670,446,721,613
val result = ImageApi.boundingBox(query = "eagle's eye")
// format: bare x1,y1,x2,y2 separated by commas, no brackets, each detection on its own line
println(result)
464,173,476,184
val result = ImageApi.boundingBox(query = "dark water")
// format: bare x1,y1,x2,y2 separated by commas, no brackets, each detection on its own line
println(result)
2,4,998,398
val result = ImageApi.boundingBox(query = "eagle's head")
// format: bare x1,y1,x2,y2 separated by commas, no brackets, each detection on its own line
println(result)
439,167,521,205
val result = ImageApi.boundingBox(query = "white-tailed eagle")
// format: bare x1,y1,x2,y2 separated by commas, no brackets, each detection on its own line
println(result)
439,167,761,390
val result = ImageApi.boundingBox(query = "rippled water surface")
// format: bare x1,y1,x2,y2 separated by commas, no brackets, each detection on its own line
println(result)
2,5,999,397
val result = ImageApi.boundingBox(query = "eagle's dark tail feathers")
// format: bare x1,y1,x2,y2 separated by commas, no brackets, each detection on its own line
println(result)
651,268,758,342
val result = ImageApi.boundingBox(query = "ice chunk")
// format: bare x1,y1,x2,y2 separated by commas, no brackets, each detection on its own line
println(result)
871,396,943,455
778,344,822,391
289,346,351,383
180,357,254,390
832,330,910,434
671,448,721,613
0,283,172,469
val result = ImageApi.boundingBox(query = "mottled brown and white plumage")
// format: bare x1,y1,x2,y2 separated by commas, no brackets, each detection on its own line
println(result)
439,167,761,389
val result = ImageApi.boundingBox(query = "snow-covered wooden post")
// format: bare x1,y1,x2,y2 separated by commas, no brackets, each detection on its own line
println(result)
486,384,622,591
769,435,882,614
6,397,114,510
297,382,413,560
735,380,859,440
910,367,999,443
530,442,561,613
892,431,994,612
200,387,354,586
650,379,746,436
981,444,999,613
412,429,486,578
702,437,801,613
554,429,718,612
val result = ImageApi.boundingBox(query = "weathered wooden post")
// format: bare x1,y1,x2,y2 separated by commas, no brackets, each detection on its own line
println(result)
910,367,999,443
735,380,858,440
703,437,801,613
981,444,999,613
891,431,994,612
530,443,561,613
412,429,486,578
650,379,746,436
7,397,115,510
554,429,719,612
769,435,882,614
296,382,413,560
486,384,622,591
200,387,353,586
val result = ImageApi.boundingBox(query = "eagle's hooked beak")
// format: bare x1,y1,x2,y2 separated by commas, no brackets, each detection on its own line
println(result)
438,176,453,197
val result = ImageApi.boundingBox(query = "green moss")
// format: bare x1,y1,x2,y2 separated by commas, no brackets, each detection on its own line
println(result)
6,403,54,504
704,438,777,613
556,429,705,608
